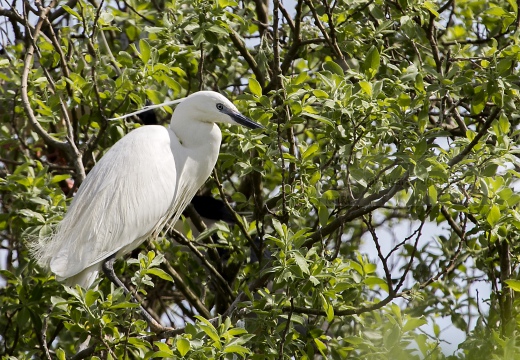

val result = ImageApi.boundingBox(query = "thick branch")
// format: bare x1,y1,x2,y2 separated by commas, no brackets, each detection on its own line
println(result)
253,0,269,36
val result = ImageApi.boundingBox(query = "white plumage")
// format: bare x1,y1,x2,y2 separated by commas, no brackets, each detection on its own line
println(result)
31,91,261,288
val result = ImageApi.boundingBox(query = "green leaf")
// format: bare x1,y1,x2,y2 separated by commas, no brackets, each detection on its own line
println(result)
415,139,427,156
363,263,377,274
499,114,510,134
154,341,172,353
223,345,252,354
294,72,308,85
497,58,512,75
323,60,344,76
19,209,45,223
109,302,140,309
302,143,319,159
433,322,440,337
362,46,380,79
195,316,221,346
248,77,262,97
428,185,437,204
398,93,411,108
314,338,328,357
303,112,335,127
162,76,181,93
318,203,329,227
139,39,151,64
56,348,66,360
176,337,190,356
309,170,321,185
62,5,81,20
320,294,334,322
51,174,70,184
471,88,486,114
485,6,508,17
219,0,239,6
117,51,133,66
322,190,339,200
507,0,518,15
128,337,151,348
505,279,520,292
208,25,229,36
363,277,389,292
359,81,372,96
147,250,156,264
272,218,285,238
402,317,427,332
487,204,500,227
313,89,329,98
226,327,249,336
423,1,440,17
293,252,310,275
146,268,173,282
84,290,99,307
151,351,174,358
146,89,163,105
99,12,114,25
145,26,164,33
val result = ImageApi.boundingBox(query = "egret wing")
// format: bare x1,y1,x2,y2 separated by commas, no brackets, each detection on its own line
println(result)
45,126,178,279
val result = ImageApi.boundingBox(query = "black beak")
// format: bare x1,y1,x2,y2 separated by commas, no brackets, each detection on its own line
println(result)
222,108,263,129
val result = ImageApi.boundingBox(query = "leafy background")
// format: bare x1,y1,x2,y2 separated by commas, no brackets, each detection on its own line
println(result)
1,0,520,358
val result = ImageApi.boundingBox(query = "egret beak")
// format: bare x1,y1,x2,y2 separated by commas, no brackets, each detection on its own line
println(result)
222,108,263,129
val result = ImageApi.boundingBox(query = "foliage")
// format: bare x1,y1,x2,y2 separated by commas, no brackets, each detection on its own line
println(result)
1,0,520,358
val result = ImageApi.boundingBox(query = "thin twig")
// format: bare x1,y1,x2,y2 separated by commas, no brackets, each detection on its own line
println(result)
304,170,410,248
198,43,204,90
393,219,426,294
41,305,53,360
229,29,265,87
212,168,261,258
121,0,156,24
365,216,394,296
305,0,348,69
448,107,501,166
147,241,212,318
21,0,87,183
169,228,234,300
20,2,68,152
278,297,294,360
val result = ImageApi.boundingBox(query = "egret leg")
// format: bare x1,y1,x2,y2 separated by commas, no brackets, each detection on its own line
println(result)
101,255,171,332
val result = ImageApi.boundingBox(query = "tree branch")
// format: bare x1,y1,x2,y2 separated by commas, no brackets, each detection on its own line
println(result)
213,168,261,258
304,171,410,248
448,107,501,167
228,29,265,87
169,228,234,301
304,0,348,69
147,242,212,319
20,3,69,153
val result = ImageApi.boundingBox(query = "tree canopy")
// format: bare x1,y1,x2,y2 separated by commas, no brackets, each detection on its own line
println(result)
1,0,520,358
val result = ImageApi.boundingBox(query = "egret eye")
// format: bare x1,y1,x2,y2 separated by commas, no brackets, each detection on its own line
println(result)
216,103,224,111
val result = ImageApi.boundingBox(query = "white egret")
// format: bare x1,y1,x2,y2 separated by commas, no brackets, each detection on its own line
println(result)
31,91,261,325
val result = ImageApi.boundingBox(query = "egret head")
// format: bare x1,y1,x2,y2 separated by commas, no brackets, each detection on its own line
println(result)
178,91,262,129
